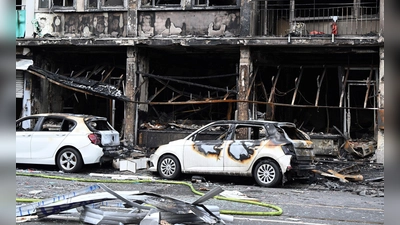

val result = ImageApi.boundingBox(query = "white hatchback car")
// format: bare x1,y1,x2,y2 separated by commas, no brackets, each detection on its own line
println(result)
16,113,120,173
148,120,315,187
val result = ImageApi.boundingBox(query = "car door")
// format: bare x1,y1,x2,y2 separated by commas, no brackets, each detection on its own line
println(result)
16,117,40,161
224,125,265,173
30,117,70,161
182,124,230,173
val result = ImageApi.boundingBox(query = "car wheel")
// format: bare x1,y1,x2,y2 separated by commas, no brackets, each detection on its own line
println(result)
57,148,83,173
253,160,282,187
158,155,181,179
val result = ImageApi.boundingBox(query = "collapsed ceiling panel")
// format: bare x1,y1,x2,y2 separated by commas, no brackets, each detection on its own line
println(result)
27,65,130,102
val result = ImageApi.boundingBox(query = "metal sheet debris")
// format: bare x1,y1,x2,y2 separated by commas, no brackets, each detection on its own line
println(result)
16,183,228,224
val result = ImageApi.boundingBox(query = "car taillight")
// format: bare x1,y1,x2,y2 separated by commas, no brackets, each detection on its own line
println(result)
88,133,101,145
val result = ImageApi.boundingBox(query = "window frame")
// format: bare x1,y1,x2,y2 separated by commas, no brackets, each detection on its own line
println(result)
192,0,238,8
37,0,76,11
86,0,127,10
140,0,181,8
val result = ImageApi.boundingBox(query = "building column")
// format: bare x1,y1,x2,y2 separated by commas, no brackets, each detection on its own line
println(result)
124,47,137,147
237,46,250,121
137,50,149,113
376,47,384,164
240,0,251,36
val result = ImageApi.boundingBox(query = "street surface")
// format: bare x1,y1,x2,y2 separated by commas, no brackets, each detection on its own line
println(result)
16,163,384,225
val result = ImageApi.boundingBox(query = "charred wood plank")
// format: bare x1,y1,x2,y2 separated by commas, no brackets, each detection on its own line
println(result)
315,66,326,106
139,72,237,94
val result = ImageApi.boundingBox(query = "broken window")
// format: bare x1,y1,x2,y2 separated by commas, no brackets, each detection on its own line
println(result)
193,0,207,6
53,0,74,7
41,118,64,131
88,0,125,9
193,125,230,141
193,0,237,7
209,0,236,6
141,0,181,7
234,125,266,140
102,0,124,7
88,0,98,8
39,0,74,8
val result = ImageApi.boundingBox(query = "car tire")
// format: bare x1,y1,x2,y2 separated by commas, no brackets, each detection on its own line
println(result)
57,148,83,173
158,155,181,180
253,159,282,187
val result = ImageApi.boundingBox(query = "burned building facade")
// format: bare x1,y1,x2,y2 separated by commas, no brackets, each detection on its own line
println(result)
16,0,384,163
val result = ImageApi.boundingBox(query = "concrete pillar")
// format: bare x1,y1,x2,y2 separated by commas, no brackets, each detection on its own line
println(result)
22,0,35,38
127,0,138,36
137,50,149,113
237,46,250,121
379,0,384,36
376,47,384,164
240,0,251,36
124,47,137,147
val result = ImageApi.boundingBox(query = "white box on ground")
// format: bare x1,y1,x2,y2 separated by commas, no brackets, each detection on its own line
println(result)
119,160,137,173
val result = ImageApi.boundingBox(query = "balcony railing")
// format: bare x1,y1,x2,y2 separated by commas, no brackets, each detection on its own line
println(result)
252,4,380,37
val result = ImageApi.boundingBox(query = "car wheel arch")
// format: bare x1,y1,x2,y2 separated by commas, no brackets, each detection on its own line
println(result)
157,154,182,179
55,146,84,163
252,157,284,187
252,157,283,177
159,153,182,170
55,146,85,173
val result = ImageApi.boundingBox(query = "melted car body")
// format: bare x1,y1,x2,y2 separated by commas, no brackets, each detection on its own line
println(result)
148,120,315,187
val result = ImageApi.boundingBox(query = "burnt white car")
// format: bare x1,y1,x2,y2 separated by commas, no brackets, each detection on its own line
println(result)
148,120,315,187
16,113,120,173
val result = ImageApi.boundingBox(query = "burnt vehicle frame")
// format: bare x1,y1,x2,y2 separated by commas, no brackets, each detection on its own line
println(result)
148,120,315,187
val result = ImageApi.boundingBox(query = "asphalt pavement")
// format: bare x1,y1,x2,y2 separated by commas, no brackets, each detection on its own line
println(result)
16,163,384,225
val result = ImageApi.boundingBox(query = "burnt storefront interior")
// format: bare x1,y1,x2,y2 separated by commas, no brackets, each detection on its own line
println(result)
16,0,384,162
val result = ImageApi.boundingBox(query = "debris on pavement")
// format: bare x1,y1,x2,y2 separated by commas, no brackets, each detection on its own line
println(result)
16,183,230,224
219,190,260,202
89,173,154,180
312,168,363,183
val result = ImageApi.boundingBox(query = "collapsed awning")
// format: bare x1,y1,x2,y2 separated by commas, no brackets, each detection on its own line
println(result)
27,65,131,102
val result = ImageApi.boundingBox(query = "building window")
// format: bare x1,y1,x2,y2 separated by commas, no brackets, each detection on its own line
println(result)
102,0,124,7
38,0,75,9
193,0,207,6
38,0,50,8
193,0,237,7
53,0,74,7
141,0,181,7
87,0,125,9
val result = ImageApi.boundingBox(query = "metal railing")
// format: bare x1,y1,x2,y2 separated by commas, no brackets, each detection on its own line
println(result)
252,4,380,37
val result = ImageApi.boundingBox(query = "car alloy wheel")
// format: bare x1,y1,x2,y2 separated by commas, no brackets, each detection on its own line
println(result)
158,155,181,179
57,148,83,173
254,160,282,187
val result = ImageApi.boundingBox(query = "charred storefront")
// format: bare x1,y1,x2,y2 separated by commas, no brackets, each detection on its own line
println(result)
16,0,384,163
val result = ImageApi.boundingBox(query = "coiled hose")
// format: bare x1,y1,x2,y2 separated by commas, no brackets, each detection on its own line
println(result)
16,172,283,216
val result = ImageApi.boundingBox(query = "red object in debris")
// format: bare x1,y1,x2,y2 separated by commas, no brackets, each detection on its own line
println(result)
309,30,325,35
331,22,338,35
